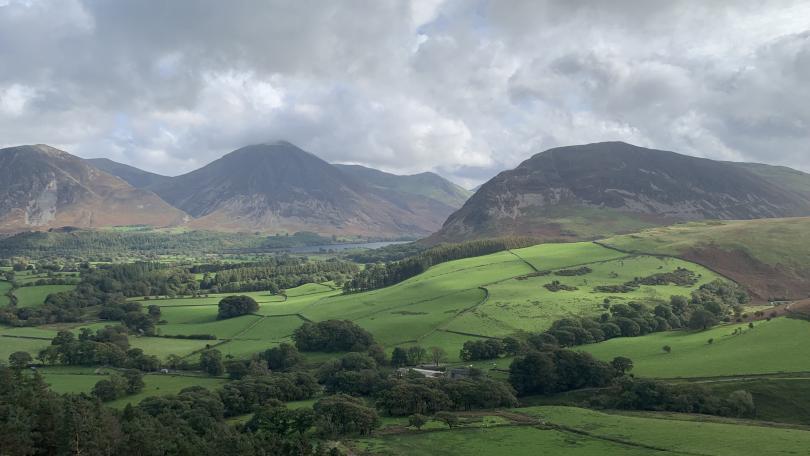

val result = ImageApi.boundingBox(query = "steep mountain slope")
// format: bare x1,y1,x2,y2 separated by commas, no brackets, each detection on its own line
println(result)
0,145,187,232
334,164,471,208
149,142,441,236
85,157,170,188
434,142,810,242
733,162,810,199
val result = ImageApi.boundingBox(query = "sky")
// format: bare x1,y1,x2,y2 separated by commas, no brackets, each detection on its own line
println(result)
1,0,809,188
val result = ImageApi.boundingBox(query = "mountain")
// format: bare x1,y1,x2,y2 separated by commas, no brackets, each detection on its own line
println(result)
149,142,450,237
433,141,810,242
0,145,187,232
85,157,170,188
334,164,471,208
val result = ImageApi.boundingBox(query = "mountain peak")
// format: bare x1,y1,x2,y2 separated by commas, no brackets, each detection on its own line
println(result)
0,145,186,232
432,142,810,242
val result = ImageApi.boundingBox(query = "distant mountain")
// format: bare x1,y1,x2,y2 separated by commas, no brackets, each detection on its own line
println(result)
433,142,810,242
0,145,187,232
149,142,450,237
334,164,471,209
85,157,170,188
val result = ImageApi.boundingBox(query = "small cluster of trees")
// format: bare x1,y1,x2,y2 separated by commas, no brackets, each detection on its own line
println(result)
91,369,145,402
343,237,538,293
508,349,617,396
0,366,343,455
217,295,259,319
37,327,161,371
201,257,358,294
594,377,755,418
292,320,375,352
390,345,447,367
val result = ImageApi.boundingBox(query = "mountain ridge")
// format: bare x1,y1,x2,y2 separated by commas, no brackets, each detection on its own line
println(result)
432,141,810,242
0,145,187,232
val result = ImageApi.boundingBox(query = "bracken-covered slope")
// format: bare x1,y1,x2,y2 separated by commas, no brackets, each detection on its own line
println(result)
602,217,810,301
0,145,187,232
433,142,810,242
149,142,445,237
85,157,171,189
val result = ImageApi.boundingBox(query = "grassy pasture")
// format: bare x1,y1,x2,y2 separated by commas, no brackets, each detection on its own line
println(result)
13,284,75,308
0,280,11,306
0,335,51,362
141,290,285,307
37,366,228,408
156,306,261,339
524,406,810,456
451,255,721,337
130,337,218,360
354,405,810,455
137,243,725,362
582,318,810,378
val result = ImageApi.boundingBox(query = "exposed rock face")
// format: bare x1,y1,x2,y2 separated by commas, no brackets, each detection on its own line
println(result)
433,142,810,241
0,145,188,232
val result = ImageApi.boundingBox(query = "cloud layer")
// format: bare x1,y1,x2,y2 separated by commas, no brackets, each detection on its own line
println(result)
1,0,809,187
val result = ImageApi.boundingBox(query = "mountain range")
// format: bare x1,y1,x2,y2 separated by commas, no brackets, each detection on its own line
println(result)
4,140,810,241
0,145,187,232
0,142,470,237
432,141,810,242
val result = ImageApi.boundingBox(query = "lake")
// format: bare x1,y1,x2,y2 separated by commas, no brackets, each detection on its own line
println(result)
286,241,410,253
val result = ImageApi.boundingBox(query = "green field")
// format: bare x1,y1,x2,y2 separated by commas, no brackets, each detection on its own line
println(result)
354,405,810,455
582,317,810,378
0,280,11,306
125,243,726,363
12,284,75,308
602,217,810,300
38,366,228,408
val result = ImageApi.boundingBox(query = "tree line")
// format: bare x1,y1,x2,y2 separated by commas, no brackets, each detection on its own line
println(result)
343,237,539,293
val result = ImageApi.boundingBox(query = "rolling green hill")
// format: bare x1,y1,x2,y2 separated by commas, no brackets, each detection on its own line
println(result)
602,217,810,300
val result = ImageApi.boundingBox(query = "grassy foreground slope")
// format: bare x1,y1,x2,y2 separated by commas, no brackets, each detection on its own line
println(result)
354,406,810,456
301,242,720,357
602,217,810,301
582,318,810,378
101,242,721,363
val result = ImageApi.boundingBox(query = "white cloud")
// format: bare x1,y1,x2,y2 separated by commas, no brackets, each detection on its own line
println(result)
0,0,809,185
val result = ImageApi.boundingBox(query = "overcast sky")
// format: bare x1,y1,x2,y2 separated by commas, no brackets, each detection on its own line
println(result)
1,0,809,187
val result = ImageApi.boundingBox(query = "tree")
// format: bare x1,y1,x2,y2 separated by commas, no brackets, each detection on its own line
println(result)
406,346,427,366
688,309,717,331
435,411,459,429
391,347,409,367
262,343,303,371
429,346,447,367
8,351,32,369
292,320,375,352
508,351,558,395
147,305,161,319
121,369,145,394
408,414,428,430
313,394,380,437
217,295,259,319
726,390,755,418
662,345,672,354
91,379,120,402
610,356,634,375
200,349,224,376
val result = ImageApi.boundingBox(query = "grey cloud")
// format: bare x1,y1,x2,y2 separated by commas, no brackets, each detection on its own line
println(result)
0,0,809,185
